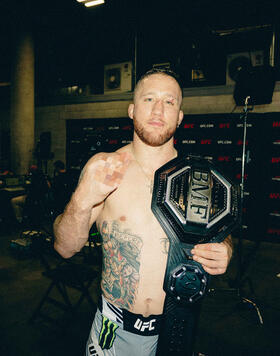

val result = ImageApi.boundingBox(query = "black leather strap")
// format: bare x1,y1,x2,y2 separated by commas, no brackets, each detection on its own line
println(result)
152,155,240,355
156,295,202,356
155,239,207,356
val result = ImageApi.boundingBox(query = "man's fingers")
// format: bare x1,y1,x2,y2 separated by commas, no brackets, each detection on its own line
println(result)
192,250,226,262
193,243,225,252
192,244,226,260
191,242,229,276
193,255,227,268
202,265,226,275
190,241,232,276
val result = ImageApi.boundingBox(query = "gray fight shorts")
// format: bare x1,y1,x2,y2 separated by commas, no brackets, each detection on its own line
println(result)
86,296,161,356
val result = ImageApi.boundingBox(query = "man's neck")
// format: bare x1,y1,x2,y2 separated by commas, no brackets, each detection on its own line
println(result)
130,136,177,173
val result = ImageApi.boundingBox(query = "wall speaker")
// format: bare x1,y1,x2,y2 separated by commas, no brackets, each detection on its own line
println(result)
104,62,132,94
226,50,265,85
233,65,276,106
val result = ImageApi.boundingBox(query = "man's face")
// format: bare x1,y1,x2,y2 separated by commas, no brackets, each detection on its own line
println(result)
128,74,184,147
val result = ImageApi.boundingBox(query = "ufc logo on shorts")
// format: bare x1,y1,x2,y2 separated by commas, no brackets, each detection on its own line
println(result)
89,345,99,355
134,318,156,332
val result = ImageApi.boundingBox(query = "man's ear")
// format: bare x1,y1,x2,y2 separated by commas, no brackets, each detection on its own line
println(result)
178,110,184,126
128,103,134,120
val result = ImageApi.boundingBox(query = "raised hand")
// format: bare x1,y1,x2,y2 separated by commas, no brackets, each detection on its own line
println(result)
74,151,131,209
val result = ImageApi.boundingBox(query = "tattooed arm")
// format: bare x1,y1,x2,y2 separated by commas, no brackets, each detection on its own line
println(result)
54,152,131,258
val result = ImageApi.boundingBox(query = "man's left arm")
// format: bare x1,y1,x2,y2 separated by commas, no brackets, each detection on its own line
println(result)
191,235,233,275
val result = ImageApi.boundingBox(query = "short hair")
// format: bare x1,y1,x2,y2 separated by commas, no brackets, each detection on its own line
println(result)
134,68,183,100
54,160,65,170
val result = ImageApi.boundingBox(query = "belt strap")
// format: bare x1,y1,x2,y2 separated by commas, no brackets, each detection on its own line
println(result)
156,295,201,356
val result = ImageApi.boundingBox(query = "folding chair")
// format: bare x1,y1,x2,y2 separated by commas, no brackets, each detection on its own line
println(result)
82,230,102,266
29,238,99,326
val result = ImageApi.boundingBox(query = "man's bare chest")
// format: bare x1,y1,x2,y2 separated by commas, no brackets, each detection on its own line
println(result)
99,167,156,224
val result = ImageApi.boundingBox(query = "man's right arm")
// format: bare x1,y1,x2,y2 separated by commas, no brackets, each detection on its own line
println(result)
53,151,131,258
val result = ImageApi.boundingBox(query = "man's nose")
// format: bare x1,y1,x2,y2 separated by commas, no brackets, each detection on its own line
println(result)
152,99,164,115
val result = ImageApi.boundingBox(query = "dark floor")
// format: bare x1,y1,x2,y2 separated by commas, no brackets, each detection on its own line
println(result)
1,224,280,356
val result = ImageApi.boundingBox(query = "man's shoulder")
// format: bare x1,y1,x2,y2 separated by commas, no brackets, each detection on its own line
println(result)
116,143,132,155
87,144,132,163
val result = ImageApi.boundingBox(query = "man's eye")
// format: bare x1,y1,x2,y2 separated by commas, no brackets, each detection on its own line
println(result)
165,100,174,105
144,97,153,102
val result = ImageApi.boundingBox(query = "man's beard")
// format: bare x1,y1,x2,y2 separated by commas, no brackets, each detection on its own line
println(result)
134,118,177,147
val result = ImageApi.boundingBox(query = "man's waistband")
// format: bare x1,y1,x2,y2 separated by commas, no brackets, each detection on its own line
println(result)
98,295,162,336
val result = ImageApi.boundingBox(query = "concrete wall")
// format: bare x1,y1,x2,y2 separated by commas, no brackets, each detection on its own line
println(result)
1,83,280,175
35,100,132,174
35,83,280,173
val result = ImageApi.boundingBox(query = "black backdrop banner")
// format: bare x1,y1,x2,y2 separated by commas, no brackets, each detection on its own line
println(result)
66,113,280,243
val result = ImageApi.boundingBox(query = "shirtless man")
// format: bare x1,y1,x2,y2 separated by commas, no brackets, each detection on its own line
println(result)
54,68,233,356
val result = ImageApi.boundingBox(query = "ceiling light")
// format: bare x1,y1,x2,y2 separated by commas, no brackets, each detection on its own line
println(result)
84,0,105,7
76,0,105,5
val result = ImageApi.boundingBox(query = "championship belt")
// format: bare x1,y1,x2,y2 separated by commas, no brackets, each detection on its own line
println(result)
151,155,240,356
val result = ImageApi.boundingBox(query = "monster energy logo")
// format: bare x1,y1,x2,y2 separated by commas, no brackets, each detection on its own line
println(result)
99,315,119,350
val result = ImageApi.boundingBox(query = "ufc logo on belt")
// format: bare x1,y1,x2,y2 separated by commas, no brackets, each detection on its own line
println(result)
134,318,156,332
